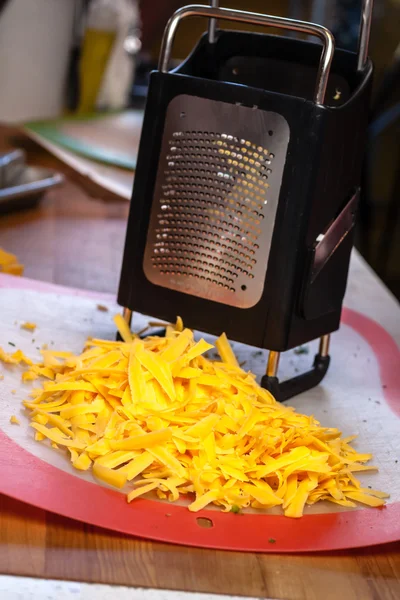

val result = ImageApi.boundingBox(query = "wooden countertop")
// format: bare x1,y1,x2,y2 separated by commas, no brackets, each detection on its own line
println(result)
0,126,399,600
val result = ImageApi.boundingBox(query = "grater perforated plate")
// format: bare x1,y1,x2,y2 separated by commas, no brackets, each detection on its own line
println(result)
143,95,290,308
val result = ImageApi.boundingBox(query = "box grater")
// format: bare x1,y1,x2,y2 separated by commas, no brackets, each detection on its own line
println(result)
118,1,374,401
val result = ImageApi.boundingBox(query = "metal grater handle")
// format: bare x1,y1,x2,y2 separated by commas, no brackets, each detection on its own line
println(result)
207,1,373,72
208,0,218,44
358,0,374,71
159,4,335,105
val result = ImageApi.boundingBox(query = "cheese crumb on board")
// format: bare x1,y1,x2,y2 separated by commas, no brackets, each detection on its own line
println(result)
10,415,20,425
96,304,109,312
0,317,388,517
21,322,37,332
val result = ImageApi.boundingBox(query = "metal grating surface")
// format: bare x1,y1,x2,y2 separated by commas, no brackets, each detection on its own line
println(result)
143,95,290,308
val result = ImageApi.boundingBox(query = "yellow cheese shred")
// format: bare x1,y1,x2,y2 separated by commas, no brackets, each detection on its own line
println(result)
93,462,127,488
113,314,134,343
20,322,36,332
0,247,24,276
215,333,239,368
0,316,388,518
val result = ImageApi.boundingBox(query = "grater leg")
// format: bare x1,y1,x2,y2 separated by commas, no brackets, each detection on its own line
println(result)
122,307,132,328
319,334,330,357
266,351,280,377
261,335,331,402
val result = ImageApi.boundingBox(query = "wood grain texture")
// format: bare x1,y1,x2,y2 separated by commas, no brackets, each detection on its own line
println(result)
2,495,400,600
0,125,399,599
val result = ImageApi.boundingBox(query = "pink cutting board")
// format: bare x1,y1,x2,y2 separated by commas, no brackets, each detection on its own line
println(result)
0,273,399,553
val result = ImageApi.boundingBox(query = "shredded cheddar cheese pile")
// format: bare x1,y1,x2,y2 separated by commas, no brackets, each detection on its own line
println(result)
1,316,388,517
0,247,24,276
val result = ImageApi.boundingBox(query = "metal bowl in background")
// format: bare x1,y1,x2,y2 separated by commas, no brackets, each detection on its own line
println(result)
0,149,64,214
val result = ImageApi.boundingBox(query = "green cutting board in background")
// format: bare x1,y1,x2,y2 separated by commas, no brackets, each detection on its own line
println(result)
24,110,143,171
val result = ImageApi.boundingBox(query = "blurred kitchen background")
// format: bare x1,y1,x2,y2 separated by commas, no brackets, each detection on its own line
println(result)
0,0,399,298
